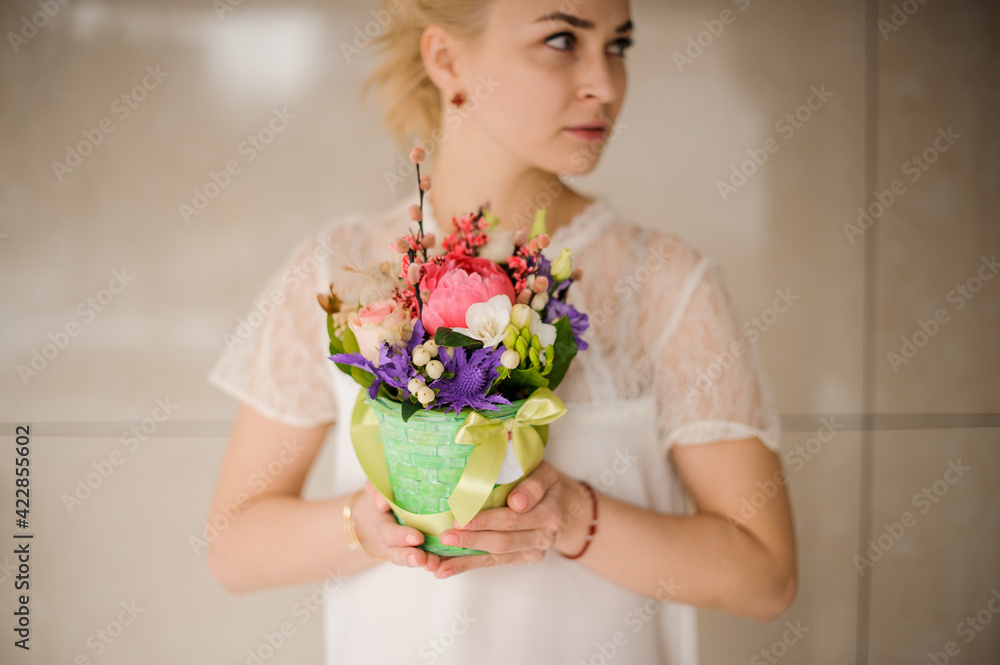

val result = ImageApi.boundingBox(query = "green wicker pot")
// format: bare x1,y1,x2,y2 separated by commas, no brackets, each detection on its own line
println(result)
369,396,527,556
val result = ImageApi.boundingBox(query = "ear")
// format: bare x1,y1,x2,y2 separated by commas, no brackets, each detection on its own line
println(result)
421,25,464,97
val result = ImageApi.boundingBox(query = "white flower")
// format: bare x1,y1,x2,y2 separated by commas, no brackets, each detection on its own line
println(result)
500,349,521,369
452,294,513,347
510,303,532,329
528,309,557,349
550,248,573,282
477,227,516,264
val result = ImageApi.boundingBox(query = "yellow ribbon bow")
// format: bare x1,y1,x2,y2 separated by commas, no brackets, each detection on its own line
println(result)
350,387,567,535
448,389,567,525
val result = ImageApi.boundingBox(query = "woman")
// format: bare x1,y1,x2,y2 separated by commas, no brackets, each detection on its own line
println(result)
206,0,797,663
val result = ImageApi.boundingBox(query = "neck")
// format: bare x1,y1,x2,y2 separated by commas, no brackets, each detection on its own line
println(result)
423,129,589,237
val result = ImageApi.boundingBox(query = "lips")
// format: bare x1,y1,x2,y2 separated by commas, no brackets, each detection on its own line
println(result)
565,123,609,143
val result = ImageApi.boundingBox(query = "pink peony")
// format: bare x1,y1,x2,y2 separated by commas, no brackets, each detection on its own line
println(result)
348,299,414,364
420,253,516,335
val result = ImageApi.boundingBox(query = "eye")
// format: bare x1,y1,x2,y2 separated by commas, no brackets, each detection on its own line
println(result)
544,32,635,58
545,31,576,52
609,37,634,58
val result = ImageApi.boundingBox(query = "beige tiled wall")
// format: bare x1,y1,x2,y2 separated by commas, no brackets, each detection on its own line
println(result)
874,0,1000,414
1,0,996,663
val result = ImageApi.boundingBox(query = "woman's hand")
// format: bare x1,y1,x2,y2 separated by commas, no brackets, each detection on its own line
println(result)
355,481,442,572
431,461,591,578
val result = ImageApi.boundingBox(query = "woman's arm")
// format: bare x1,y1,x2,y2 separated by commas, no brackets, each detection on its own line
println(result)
433,437,797,622
573,436,796,621
206,403,438,593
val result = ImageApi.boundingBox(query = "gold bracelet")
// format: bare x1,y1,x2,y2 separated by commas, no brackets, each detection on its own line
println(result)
343,489,386,561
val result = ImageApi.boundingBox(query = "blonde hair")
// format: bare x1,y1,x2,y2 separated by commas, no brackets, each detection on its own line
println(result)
360,0,496,154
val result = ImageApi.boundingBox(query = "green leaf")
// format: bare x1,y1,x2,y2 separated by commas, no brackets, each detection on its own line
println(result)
330,322,378,389
401,399,421,422
351,366,375,390
510,368,550,387
545,316,578,389
327,314,346,356
434,327,483,347
343,325,361,354
495,366,549,396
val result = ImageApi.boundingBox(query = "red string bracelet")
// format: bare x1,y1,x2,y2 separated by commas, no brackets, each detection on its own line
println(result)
561,480,598,560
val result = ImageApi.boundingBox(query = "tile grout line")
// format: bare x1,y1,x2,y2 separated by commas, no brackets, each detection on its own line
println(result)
3,413,999,438
857,0,880,661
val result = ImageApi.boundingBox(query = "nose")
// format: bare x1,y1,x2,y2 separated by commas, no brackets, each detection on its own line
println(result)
578,50,620,105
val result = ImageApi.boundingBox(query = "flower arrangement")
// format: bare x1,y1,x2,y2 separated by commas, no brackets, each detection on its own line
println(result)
317,145,588,553
319,145,589,421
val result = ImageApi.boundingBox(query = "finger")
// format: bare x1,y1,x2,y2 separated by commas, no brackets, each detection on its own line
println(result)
454,495,561,533
439,527,556,554
422,552,442,573
376,519,426,549
507,460,559,513
364,481,390,512
384,545,432,568
435,549,546,578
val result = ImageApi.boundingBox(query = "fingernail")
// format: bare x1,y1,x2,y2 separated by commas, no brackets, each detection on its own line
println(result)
441,533,460,546
406,533,420,546
408,553,418,566
439,569,454,579
511,493,527,510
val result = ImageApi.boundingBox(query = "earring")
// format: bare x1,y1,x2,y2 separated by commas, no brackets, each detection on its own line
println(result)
451,93,465,108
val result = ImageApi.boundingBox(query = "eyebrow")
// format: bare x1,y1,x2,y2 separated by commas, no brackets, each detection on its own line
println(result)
535,12,633,34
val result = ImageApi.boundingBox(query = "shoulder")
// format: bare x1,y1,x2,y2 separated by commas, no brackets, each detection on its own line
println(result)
566,200,723,347
585,201,715,293
306,198,412,262
275,198,415,296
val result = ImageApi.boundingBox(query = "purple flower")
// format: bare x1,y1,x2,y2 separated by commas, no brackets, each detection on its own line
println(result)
330,342,417,400
406,319,426,354
544,299,589,350
534,253,552,284
430,346,510,414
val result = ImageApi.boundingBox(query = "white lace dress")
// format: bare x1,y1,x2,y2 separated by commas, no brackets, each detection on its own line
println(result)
208,191,781,665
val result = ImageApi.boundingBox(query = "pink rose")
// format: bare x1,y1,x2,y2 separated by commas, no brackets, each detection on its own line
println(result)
348,299,414,364
420,253,516,335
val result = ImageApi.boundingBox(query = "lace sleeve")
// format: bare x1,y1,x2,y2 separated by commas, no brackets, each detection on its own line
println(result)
207,229,342,429
652,254,781,455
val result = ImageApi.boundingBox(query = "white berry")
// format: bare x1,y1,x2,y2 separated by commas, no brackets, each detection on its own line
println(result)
417,386,435,405
425,359,444,379
412,346,431,366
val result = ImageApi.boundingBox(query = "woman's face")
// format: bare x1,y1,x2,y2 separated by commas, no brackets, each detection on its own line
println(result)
453,0,633,176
